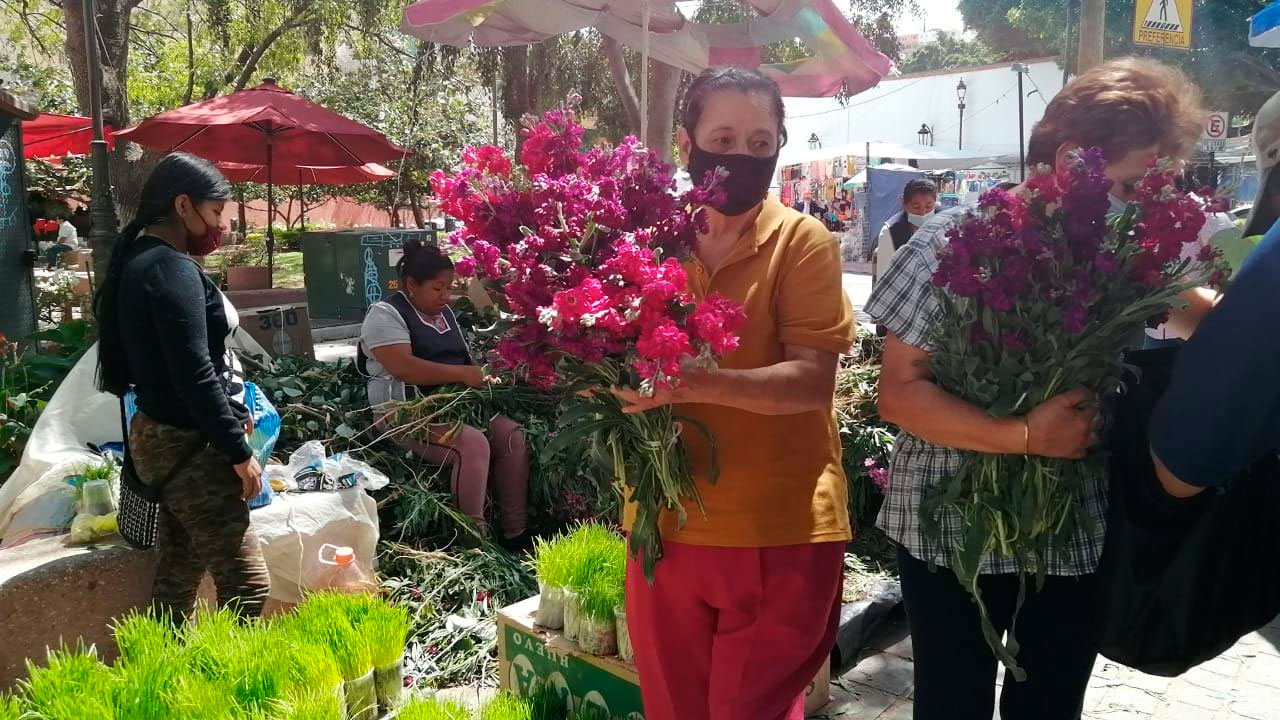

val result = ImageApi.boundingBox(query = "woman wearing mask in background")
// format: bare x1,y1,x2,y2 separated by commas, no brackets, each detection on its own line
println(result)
612,67,855,720
867,58,1211,719
873,178,937,286
95,152,269,623
358,240,531,550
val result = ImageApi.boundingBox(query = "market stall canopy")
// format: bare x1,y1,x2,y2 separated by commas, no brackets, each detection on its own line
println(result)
1251,1,1280,47
400,0,894,97
114,80,408,166
216,162,397,185
21,113,115,159
844,163,917,187
783,141,999,171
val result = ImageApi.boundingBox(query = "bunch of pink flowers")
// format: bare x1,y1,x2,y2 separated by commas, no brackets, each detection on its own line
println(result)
432,101,746,395
432,100,748,580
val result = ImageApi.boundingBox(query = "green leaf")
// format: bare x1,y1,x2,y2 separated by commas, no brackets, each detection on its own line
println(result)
1210,227,1259,277
673,414,719,485
544,418,623,458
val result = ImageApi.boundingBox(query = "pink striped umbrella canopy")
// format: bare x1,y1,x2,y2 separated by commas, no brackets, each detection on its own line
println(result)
401,0,894,97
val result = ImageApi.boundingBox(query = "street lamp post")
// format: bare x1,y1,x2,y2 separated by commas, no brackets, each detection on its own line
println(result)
1011,63,1029,181
82,0,119,278
917,123,933,147
956,78,967,150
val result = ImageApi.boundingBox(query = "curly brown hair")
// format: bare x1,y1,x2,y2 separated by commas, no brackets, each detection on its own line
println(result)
1027,57,1206,167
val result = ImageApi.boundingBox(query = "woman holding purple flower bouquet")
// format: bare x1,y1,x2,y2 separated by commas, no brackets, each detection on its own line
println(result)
867,58,1215,719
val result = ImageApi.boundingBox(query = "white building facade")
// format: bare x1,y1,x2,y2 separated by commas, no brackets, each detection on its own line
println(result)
779,57,1066,169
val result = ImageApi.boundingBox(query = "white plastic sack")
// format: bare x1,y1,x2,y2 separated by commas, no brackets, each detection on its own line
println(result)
0,345,116,547
252,487,380,603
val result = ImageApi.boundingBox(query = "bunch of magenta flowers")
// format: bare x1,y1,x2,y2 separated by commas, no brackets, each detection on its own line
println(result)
432,99,747,580
923,148,1225,678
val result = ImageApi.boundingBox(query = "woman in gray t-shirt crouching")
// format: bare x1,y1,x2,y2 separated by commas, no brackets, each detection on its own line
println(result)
358,240,530,550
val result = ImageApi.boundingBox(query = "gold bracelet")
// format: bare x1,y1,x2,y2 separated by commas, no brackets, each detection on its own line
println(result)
1022,416,1031,455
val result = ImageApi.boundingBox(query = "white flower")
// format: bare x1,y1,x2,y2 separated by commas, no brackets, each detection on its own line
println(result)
537,307,559,326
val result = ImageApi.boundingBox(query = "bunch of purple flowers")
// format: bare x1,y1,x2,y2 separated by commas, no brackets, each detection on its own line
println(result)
922,148,1225,678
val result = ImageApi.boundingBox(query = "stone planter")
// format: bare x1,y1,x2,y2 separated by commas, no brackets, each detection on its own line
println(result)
226,265,271,291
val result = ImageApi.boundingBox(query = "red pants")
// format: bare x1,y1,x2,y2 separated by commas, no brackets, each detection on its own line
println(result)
625,541,844,720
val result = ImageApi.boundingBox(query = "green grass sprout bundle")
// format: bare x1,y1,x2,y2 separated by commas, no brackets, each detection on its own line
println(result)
269,687,346,720
357,601,411,712
292,593,374,681
292,592,377,720
21,643,116,720
110,646,183,720
524,680,570,720
359,602,411,669
396,695,471,720
168,676,247,720
480,691,533,720
531,531,571,628
0,693,23,720
112,610,180,665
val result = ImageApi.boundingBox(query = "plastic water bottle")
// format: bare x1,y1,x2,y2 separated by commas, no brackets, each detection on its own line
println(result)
307,543,378,594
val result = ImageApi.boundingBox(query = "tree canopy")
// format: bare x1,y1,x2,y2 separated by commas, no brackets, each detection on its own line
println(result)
900,31,1004,74
957,0,1280,118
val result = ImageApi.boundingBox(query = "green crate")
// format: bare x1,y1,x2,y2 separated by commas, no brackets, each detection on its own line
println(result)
498,597,645,719
300,227,437,322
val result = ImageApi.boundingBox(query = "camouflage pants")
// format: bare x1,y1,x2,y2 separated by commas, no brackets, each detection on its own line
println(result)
129,412,270,623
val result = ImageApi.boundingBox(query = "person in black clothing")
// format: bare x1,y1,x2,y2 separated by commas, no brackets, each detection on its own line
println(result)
95,153,269,622
70,205,92,237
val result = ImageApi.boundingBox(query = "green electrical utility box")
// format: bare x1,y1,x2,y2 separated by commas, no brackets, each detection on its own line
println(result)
0,109,37,344
301,227,438,322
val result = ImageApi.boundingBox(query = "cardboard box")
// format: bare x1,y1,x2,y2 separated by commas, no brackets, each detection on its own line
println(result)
237,304,315,359
497,596,830,718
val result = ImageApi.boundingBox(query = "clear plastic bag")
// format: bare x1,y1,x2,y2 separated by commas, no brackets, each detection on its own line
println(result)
374,658,405,713
615,605,634,664
344,670,377,720
578,613,618,656
286,442,390,492
535,584,565,629
562,589,582,643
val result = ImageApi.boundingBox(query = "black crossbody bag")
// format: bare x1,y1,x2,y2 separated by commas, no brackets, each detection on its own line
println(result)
1092,347,1280,676
116,398,207,550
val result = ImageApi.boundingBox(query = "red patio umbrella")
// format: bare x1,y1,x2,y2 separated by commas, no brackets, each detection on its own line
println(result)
114,79,409,282
215,162,396,185
217,161,398,231
22,113,116,159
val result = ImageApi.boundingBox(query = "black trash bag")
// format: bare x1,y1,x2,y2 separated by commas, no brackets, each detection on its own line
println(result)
1093,347,1280,676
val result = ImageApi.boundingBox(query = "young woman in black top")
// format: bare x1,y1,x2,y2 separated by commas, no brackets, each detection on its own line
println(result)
95,153,269,622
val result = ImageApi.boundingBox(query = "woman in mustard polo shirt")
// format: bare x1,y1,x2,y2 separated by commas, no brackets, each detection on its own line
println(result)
614,67,855,720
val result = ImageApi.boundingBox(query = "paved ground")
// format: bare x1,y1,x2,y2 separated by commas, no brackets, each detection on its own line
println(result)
842,268,874,327
820,612,1280,720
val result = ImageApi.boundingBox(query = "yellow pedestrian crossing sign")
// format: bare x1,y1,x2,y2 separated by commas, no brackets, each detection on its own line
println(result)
1133,0,1194,50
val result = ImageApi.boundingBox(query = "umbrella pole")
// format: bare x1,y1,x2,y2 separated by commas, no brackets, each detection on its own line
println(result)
298,171,306,232
266,137,275,286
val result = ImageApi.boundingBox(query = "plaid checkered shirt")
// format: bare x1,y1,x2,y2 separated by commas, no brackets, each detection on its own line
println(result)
864,206,1109,577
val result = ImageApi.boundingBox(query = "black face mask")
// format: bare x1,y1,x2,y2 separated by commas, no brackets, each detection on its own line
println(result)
687,140,780,216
